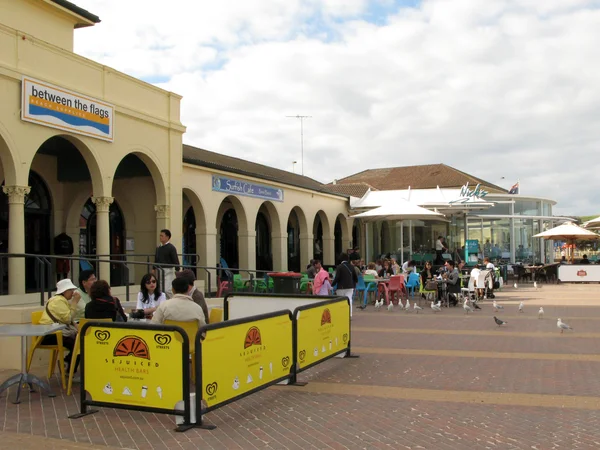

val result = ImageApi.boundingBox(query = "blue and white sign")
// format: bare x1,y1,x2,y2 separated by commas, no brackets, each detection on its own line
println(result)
212,175,284,202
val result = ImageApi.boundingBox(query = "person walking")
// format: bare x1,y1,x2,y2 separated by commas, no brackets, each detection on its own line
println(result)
154,229,179,298
331,252,358,318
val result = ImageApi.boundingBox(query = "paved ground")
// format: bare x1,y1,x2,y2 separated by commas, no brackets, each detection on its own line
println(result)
2,283,600,449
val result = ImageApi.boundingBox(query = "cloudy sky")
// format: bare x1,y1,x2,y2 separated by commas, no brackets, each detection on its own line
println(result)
73,0,600,216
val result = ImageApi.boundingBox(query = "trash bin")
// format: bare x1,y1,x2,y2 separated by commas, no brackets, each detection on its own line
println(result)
267,272,302,294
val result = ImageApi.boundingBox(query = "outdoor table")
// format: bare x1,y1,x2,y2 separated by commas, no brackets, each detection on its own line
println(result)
0,323,66,404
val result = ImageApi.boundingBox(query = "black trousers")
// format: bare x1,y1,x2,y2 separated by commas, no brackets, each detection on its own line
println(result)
40,334,79,372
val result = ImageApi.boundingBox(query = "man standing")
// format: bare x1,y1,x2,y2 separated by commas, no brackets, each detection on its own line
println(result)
435,235,448,264
331,252,358,318
154,229,180,298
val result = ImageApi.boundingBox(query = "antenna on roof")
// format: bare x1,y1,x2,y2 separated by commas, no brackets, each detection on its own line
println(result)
286,115,312,176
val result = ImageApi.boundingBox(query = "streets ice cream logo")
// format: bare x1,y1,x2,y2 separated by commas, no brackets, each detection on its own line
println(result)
281,356,290,368
321,309,332,326
577,270,588,277
154,333,171,349
94,330,111,346
244,326,262,349
205,381,218,401
299,350,306,362
113,336,150,359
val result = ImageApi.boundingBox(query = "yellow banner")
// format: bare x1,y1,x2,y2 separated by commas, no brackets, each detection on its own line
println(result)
83,325,184,410
200,312,293,409
296,300,350,370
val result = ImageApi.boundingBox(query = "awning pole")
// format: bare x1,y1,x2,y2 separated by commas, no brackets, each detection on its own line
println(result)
400,221,404,266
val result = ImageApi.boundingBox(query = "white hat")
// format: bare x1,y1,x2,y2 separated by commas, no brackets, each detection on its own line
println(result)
56,278,78,295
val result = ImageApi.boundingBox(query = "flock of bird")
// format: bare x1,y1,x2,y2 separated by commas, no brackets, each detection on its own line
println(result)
369,296,574,333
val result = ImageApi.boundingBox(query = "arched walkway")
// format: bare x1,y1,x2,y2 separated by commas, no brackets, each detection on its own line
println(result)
287,206,309,272
216,196,249,269
312,210,332,265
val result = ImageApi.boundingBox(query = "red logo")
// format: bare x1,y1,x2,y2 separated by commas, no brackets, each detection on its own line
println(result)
113,336,150,359
244,326,262,349
321,308,331,326
577,270,587,277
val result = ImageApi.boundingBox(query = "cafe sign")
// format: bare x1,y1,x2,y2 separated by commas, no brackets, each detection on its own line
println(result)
212,175,284,202
450,183,488,204
21,76,114,142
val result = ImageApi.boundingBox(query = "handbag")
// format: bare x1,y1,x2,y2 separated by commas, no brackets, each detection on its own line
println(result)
45,301,78,339
425,280,438,291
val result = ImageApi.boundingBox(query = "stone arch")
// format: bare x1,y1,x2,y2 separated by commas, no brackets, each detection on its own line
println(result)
254,201,283,271
111,149,167,204
0,126,19,186
286,205,310,272
313,210,332,265
216,195,250,269
182,187,207,234
334,213,351,261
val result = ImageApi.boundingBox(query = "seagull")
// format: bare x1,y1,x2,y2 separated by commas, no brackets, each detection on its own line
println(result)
518,302,524,313
374,299,382,309
413,302,422,314
405,300,411,312
494,316,507,327
431,301,441,313
538,307,544,319
513,282,518,289
557,318,573,334
493,300,504,312
387,301,393,311
534,281,541,289
463,299,473,314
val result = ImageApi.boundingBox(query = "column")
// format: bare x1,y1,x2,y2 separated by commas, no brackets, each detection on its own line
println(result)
271,232,287,272
299,232,313,270
154,204,170,235
92,196,114,281
197,227,217,292
322,234,335,266
238,230,256,271
3,186,30,294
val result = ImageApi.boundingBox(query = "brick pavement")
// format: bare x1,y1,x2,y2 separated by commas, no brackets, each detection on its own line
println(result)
2,284,600,449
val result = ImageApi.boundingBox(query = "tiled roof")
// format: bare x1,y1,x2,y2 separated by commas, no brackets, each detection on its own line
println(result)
334,164,507,193
325,182,377,198
182,145,348,198
51,0,100,24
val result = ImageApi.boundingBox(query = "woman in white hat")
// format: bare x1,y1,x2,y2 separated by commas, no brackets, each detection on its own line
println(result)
38,278,81,371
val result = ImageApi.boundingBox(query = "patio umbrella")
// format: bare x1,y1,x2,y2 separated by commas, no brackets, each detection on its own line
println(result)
533,222,600,263
350,200,446,222
582,216,600,230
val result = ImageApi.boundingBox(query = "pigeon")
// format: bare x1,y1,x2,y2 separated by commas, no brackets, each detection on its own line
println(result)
513,282,518,289
413,302,422,313
538,307,544,319
557,318,573,333
518,302,524,313
431,301,441,313
387,301,393,311
494,316,507,327
463,299,473,314
493,300,504,312
473,301,482,310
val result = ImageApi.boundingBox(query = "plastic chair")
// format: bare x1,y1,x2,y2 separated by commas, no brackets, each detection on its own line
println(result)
461,276,475,301
419,278,437,304
387,275,406,306
232,274,245,292
165,319,200,379
67,317,111,395
27,311,67,390
405,272,420,297
217,280,232,297
209,308,223,323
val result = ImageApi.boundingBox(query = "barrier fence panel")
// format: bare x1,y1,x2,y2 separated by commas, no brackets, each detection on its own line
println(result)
292,297,355,383
70,322,194,432
194,310,294,429
224,293,341,321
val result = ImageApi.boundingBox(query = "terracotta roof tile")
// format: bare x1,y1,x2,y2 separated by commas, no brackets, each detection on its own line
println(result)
325,183,377,198
335,164,507,193
182,145,347,197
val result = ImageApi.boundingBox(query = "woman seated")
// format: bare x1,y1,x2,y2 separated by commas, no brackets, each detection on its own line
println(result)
136,273,167,316
378,260,393,278
420,261,435,283
85,279,127,322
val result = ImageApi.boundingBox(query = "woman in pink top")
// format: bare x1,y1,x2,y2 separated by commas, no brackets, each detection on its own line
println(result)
311,260,331,295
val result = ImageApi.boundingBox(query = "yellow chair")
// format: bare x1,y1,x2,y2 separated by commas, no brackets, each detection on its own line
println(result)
209,307,223,324
67,317,111,395
27,311,67,389
164,319,200,379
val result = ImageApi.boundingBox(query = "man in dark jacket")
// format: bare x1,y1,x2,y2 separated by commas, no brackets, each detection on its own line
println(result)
331,252,358,318
154,229,180,298
176,269,210,323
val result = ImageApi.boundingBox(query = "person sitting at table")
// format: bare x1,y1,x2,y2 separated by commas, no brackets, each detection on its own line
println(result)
152,277,206,326
38,279,80,373
72,269,96,322
364,262,379,277
443,260,461,306
580,254,590,265
312,259,331,295
402,260,417,276
85,279,127,322
375,259,383,273
306,259,317,278
378,259,393,278
420,261,435,283
136,273,167,316
391,258,401,275
176,269,210,322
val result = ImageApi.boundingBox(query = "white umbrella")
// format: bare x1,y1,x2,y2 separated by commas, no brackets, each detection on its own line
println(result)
583,216,600,230
533,221,599,263
350,200,446,222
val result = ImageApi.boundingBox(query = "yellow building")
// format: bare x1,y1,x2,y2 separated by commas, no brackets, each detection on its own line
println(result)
0,0,353,307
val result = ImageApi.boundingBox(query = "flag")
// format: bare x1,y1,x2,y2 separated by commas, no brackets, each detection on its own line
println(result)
509,181,519,195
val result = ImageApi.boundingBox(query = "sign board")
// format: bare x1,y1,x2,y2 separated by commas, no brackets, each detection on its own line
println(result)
558,265,600,283
212,175,284,202
449,183,489,204
21,76,114,142
295,298,350,371
224,293,330,320
465,239,479,264
197,310,293,412
81,324,187,412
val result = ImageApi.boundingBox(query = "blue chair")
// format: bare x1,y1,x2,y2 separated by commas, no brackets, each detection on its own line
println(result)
405,272,420,297
354,276,378,307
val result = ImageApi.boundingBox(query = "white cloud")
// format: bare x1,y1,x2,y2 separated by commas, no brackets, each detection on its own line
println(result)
73,0,600,215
